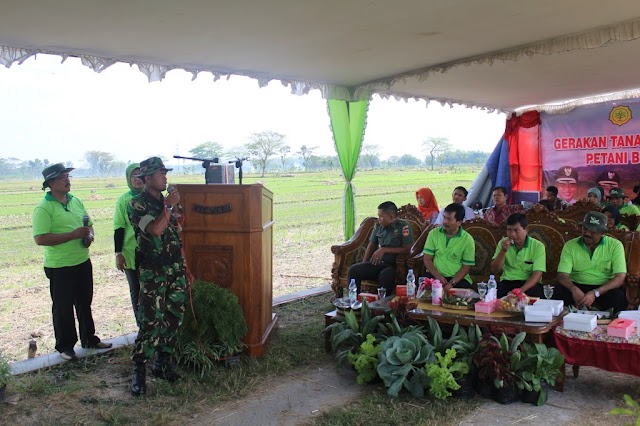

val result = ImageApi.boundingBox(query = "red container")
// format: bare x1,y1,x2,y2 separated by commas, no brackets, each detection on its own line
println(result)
607,318,635,339
396,285,407,297
358,293,378,303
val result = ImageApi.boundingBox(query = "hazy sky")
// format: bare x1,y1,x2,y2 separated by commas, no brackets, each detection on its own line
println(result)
0,54,506,167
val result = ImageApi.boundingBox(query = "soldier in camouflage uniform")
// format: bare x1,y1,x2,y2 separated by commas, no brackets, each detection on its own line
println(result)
127,157,186,396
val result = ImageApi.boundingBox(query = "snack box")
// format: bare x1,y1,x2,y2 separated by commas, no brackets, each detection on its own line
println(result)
524,305,553,323
475,299,500,314
607,318,636,339
618,311,640,336
533,299,564,316
395,285,407,297
358,293,378,303
563,312,597,332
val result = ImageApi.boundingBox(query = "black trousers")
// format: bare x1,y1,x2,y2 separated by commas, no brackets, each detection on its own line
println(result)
348,261,396,293
44,259,99,353
497,280,543,299
424,272,472,289
554,282,627,313
124,268,141,327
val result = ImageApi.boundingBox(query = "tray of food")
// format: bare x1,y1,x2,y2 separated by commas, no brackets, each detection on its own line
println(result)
441,293,480,310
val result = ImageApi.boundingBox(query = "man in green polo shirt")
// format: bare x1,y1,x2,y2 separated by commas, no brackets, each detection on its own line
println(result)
423,203,475,292
607,187,640,216
32,163,111,362
348,201,413,293
490,213,545,298
556,211,627,312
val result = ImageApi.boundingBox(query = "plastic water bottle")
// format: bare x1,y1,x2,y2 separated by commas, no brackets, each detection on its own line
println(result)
488,275,497,292
348,279,357,304
406,269,416,299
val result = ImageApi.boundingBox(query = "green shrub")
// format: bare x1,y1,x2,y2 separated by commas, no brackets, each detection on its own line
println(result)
175,280,247,375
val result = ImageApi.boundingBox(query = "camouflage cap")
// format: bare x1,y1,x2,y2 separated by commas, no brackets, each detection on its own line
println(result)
137,157,172,177
579,211,608,233
555,166,578,184
608,187,625,198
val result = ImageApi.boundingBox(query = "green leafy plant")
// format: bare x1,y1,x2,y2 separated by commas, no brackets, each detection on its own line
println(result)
175,280,248,376
609,394,640,425
452,324,482,368
347,334,382,385
424,317,462,354
378,313,424,337
474,332,526,389
0,352,11,387
325,299,385,366
425,348,469,399
377,330,435,397
516,342,565,406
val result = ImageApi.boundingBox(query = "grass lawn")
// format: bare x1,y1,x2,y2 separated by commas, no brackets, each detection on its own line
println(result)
0,168,479,361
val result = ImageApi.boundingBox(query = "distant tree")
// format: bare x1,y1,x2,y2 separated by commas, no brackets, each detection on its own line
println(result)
189,141,224,160
246,131,286,177
85,151,115,175
383,156,401,168
43,159,50,167
399,154,422,167
422,137,451,170
361,144,380,169
297,145,318,170
278,145,291,170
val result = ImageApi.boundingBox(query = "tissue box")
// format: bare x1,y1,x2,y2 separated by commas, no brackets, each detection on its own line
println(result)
475,299,500,314
607,318,636,339
564,313,598,332
563,313,597,332
395,285,407,297
533,299,564,316
524,305,553,323
358,293,378,303
618,311,640,336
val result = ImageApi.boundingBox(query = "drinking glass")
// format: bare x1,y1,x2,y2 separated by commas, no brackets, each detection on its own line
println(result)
477,282,488,299
543,285,554,299
377,287,387,299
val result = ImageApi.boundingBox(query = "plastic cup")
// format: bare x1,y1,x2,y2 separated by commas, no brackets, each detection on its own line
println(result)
377,287,387,299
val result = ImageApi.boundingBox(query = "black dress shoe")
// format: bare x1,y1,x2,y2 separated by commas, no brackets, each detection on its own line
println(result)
152,353,181,382
60,350,78,361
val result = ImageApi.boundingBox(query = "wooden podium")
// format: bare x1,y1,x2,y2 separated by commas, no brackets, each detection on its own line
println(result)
176,183,276,357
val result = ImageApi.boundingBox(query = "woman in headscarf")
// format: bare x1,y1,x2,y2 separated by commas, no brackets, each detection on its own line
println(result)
586,186,604,207
113,163,144,325
602,205,629,231
415,187,439,223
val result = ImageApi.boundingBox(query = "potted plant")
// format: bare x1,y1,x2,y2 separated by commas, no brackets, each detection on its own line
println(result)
325,299,385,366
425,348,469,399
175,280,248,375
0,353,12,402
474,332,526,404
516,342,564,406
347,334,382,385
377,330,435,397
451,324,482,399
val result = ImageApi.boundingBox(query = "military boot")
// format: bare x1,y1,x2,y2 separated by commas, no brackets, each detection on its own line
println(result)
152,352,181,382
130,362,147,396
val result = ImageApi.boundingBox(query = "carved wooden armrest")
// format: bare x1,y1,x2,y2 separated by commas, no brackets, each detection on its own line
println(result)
330,217,375,255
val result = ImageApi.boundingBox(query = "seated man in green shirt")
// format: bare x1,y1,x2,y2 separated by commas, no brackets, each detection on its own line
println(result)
423,203,475,292
556,211,627,312
607,187,640,216
490,213,545,298
348,201,413,293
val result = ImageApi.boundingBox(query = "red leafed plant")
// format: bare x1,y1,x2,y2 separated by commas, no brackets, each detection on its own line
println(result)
474,332,525,389
388,296,418,327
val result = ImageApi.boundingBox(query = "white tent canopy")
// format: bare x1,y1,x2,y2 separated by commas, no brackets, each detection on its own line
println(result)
3,1,640,112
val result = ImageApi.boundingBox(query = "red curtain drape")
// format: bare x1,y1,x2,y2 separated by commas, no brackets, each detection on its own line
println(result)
505,111,542,193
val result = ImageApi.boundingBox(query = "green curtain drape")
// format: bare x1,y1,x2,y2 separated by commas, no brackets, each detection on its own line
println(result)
327,99,369,240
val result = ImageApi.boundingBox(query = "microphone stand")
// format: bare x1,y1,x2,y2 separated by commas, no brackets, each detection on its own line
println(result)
229,157,249,184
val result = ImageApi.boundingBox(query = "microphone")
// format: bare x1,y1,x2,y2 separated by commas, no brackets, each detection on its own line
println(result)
82,214,90,246
167,185,182,211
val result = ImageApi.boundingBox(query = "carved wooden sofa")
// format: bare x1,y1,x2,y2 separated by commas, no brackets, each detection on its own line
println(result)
330,204,428,297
